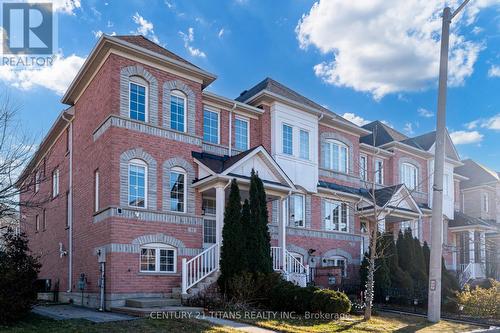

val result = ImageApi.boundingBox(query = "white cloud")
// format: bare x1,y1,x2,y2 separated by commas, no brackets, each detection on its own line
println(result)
0,54,85,95
132,12,160,44
218,28,225,39
27,0,81,15
417,107,434,118
450,130,484,145
466,114,500,131
403,122,414,135
179,28,206,58
93,30,103,39
342,112,370,126
488,65,500,78
296,0,496,100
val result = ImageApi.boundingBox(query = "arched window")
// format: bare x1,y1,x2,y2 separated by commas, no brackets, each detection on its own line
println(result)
140,243,177,273
401,162,418,190
129,76,148,122
128,159,147,208
169,166,186,212
170,90,187,132
324,140,348,173
323,256,347,277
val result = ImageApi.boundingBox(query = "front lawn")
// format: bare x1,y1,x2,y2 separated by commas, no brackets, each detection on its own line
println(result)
240,311,481,333
0,313,238,333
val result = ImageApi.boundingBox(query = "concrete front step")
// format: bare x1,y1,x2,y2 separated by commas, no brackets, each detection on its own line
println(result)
111,306,204,318
125,297,181,308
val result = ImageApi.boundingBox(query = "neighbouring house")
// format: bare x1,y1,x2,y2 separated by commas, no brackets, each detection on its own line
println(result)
17,34,495,310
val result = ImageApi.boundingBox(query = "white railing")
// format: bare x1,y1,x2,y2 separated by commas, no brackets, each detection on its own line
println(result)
271,246,310,287
181,243,219,294
459,263,473,288
271,246,283,271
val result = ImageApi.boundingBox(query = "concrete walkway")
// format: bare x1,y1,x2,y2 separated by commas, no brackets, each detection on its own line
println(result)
200,316,276,333
33,304,136,323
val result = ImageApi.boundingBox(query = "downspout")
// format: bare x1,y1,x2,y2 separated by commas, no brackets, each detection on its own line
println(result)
61,112,73,293
228,103,236,157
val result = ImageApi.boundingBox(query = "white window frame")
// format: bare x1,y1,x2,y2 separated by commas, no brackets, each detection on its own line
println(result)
323,199,349,232
324,140,349,173
52,168,59,198
129,80,148,122
483,193,489,213
94,170,100,213
299,129,310,160
203,107,220,144
128,159,148,209
290,252,304,265
170,90,187,133
359,154,367,181
170,166,187,213
234,116,250,151
282,123,293,155
375,159,384,185
35,170,40,193
139,243,177,273
289,194,305,228
401,162,418,190
324,256,348,277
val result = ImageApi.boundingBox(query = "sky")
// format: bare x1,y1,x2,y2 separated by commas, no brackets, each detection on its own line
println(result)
1,0,500,170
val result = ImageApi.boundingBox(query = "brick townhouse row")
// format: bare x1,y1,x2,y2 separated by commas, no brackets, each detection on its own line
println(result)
18,35,499,308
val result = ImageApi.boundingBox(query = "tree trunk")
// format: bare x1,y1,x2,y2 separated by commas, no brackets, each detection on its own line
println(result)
364,226,377,321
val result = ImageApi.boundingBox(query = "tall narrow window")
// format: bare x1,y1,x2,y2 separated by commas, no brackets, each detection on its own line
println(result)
299,130,309,160
52,169,59,197
170,167,186,212
94,170,100,213
375,159,383,185
129,82,147,122
203,109,219,144
35,170,40,193
360,155,367,181
203,219,216,244
323,200,348,232
401,163,417,190
42,209,47,231
282,124,293,155
35,214,39,232
443,174,450,196
128,159,147,208
234,117,249,151
170,91,186,132
289,194,305,227
324,140,348,173
483,193,489,212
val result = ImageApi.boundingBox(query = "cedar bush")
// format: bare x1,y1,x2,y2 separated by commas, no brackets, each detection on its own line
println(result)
456,280,500,318
0,228,41,324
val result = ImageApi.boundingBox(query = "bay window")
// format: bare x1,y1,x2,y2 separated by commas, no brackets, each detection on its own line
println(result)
401,163,418,190
324,140,348,173
140,244,176,273
323,200,348,232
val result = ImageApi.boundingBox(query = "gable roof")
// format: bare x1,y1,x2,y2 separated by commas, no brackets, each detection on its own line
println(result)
449,211,495,229
360,121,408,147
455,159,500,189
400,130,460,161
192,147,258,174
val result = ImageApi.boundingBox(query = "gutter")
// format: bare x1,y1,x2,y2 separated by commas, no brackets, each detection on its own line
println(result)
61,112,73,293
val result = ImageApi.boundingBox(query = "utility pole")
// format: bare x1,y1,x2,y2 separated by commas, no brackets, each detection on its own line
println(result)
428,0,470,323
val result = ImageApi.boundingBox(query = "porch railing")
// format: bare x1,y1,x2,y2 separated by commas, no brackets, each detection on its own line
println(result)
181,243,219,294
271,246,310,286
459,263,473,288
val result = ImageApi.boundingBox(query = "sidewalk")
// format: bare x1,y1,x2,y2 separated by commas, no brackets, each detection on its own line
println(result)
33,304,136,323
200,316,276,333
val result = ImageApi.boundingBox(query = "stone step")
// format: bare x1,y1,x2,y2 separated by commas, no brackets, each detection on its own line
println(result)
111,306,204,318
125,297,181,308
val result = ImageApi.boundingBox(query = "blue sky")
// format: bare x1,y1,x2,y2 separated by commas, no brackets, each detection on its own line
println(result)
2,0,500,169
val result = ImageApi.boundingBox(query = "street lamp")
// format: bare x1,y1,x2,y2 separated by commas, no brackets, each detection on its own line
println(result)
428,0,470,324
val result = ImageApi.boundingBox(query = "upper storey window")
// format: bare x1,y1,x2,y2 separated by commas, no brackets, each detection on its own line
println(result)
375,159,383,185
128,159,147,208
324,140,348,173
483,193,489,213
360,155,368,181
129,77,148,122
234,117,249,151
282,124,293,155
299,130,310,160
203,108,219,144
170,167,186,213
170,90,187,132
401,162,418,190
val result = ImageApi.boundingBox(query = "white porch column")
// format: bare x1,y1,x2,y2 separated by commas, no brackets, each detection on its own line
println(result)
279,197,287,270
377,213,386,233
215,184,225,247
479,231,486,263
469,230,475,264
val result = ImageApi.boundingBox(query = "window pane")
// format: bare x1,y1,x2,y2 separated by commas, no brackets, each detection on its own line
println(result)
130,83,146,122
282,124,293,155
339,146,347,173
159,249,175,272
323,143,331,169
203,219,216,244
360,156,367,180
340,203,348,232
299,130,309,159
129,164,146,207
170,94,185,132
202,198,216,215
140,248,156,271
234,118,248,151
203,110,218,144
170,172,185,212
294,195,304,227
332,143,339,171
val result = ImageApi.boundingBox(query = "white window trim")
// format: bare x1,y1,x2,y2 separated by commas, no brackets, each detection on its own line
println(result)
94,170,100,213
290,194,305,228
282,123,293,155
35,170,40,193
324,199,349,233
325,139,349,173
170,166,187,213
234,116,250,151
52,169,59,198
375,159,384,185
299,129,310,160
129,81,149,122
139,243,177,273
359,154,368,181
171,90,187,133
203,107,220,144
401,162,418,190
128,159,148,209
483,193,489,213
324,256,348,277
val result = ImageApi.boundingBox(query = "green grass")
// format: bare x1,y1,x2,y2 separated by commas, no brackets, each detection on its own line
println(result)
0,314,239,333
239,312,481,333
